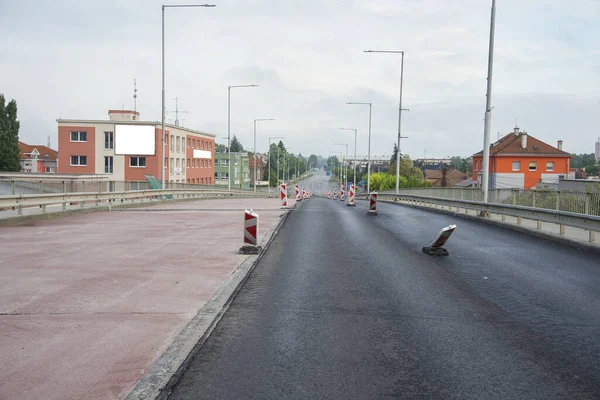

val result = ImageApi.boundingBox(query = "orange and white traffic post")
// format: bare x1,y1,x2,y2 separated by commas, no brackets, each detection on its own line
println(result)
239,209,261,254
340,184,345,201
422,224,457,256
295,184,302,202
333,189,337,200
280,183,288,208
367,192,377,215
346,184,356,207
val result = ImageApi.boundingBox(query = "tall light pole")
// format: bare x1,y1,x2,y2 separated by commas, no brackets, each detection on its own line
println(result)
340,128,357,186
282,149,287,184
253,119,275,192
162,3,215,188
334,152,344,185
228,84,258,190
364,50,408,194
481,0,497,204
334,143,348,187
268,136,284,195
347,102,372,192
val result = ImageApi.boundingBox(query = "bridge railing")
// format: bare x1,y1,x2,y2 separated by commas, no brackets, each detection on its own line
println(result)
364,192,600,243
375,188,600,217
0,188,270,215
0,178,271,196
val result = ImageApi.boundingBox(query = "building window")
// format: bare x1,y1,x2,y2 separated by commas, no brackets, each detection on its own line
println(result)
192,139,196,148
214,159,218,167
512,161,520,171
70,131,87,142
546,161,555,171
176,158,180,169
104,131,114,149
104,156,113,173
208,142,212,151
170,136,174,152
187,159,190,168
164,157,168,169
187,138,191,148
220,159,229,166
130,157,146,167
170,157,174,173
45,167,54,173
214,172,218,179
529,161,537,171
70,155,87,166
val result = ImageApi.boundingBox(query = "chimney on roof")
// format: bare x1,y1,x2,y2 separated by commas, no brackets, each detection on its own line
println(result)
514,127,520,135
557,140,563,151
521,132,528,149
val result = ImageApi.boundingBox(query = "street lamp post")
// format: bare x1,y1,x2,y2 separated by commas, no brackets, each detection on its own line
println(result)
364,50,409,194
162,3,215,188
268,136,284,195
253,119,275,192
481,0,497,204
347,102,372,192
340,128,357,186
228,84,258,190
334,143,348,187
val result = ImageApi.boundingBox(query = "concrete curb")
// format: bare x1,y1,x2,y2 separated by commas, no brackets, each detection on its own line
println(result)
377,199,600,256
0,196,267,227
125,205,294,400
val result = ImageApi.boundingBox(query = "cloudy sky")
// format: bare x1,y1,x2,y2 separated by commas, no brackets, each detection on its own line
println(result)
1,0,599,159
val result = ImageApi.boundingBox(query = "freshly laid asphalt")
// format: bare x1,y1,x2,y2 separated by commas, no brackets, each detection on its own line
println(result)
168,171,600,399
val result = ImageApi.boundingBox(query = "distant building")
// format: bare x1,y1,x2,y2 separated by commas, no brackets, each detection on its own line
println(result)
57,109,215,184
249,153,267,184
19,142,58,173
214,151,250,188
595,138,600,162
472,128,571,189
424,168,467,188
415,158,452,166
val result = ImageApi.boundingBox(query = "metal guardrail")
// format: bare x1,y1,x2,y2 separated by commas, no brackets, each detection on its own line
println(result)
0,188,269,215
371,193,599,243
0,179,272,196
377,187,600,217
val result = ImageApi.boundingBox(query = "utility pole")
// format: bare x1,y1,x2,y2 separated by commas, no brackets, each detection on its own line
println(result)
481,0,496,205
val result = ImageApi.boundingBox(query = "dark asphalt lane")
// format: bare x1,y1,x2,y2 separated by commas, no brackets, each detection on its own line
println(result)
168,190,600,399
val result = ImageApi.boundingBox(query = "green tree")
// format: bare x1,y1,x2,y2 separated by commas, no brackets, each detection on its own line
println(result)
570,153,596,169
450,156,471,174
230,135,244,152
586,164,599,175
0,94,21,172
390,143,399,164
308,154,318,170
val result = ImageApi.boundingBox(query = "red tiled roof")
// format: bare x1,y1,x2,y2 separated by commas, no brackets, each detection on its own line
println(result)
473,131,570,157
424,169,467,187
19,142,58,161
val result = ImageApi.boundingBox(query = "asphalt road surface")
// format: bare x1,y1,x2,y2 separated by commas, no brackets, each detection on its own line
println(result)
168,174,600,399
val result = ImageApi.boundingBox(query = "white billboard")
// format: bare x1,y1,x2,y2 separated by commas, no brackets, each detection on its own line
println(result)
114,125,156,155
193,149,212,159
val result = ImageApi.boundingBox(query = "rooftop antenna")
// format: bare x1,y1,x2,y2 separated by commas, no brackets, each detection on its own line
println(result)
133,78,138,112
47,135,51,148
170,97,190,126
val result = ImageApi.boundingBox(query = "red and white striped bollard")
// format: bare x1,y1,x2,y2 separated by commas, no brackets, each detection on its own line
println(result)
239,209,261,254
280,183,288,208
346,184,356,207
367,192,377,215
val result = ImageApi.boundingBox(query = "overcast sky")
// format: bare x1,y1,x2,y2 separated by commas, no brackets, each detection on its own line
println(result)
1,0,599,159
